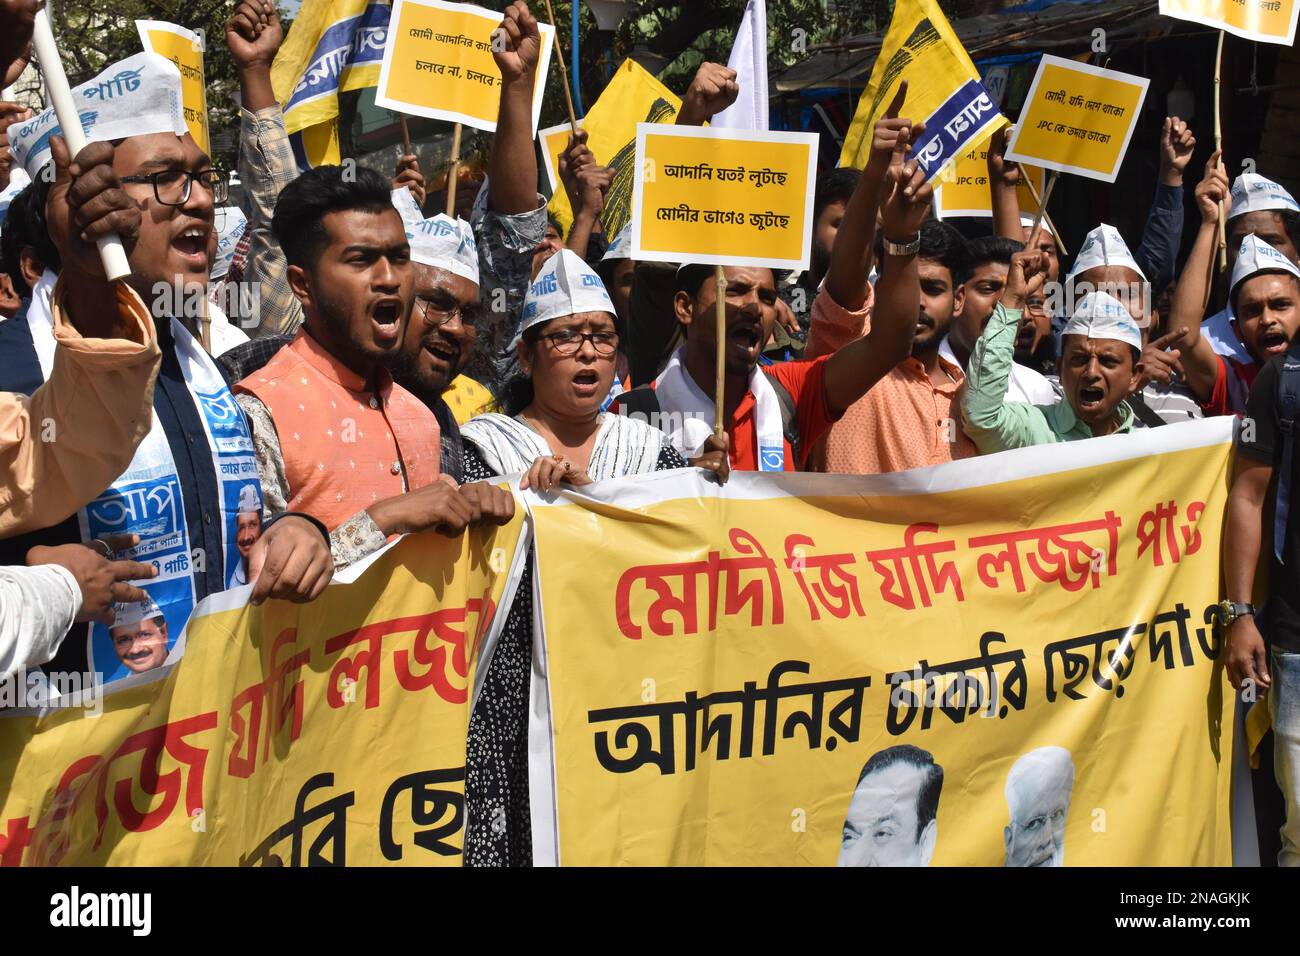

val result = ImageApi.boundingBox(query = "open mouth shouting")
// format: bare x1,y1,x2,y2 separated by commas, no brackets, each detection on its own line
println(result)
1260,325,1290,356
421,334,461,376
1076,382,1106,414
171,223,211,270
369,296,405,347
727,321,764,360
571,366,602,398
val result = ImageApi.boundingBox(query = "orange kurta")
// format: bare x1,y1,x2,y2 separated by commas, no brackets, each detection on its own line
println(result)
235,331,440,530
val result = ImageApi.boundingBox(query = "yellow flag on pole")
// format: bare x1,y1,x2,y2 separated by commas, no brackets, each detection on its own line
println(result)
546,58,681,237
838,0,1004,181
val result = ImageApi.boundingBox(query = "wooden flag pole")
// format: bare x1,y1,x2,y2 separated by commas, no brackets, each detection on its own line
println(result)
1028,170,1059,251
714,265,726,436
542,0,580,133
445,122,462,216
1021,172,1067,256
1214,29,1228,273
398,114,412,154
32,9,131,281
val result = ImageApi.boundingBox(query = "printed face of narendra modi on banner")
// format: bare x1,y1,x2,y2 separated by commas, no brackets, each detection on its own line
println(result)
1003,746,1074,867
837,745,944,867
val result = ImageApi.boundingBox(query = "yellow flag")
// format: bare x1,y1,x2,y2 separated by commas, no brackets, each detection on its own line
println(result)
547,58,681,238
838,0,1004,181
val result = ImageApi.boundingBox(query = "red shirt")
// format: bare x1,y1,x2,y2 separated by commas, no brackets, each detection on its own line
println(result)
732,356,839,471
1202,354,1260,418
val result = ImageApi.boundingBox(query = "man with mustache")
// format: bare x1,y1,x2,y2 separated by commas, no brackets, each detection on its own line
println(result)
962,249,1144,452
942,236,1059,406
1167,158,1300,417
389,212,485,484
629,89,928,472
234,166,514,569
109,598,170,676
1004,747,1074,867
809,218,976,473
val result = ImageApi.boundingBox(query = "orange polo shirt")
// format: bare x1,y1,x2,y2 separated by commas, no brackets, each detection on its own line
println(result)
806,286,976,474
235,330,441,530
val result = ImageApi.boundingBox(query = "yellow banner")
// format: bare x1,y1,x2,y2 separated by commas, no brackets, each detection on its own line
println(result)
839,0,1001,174
136,21,210,155
631,125,818,271
1160,0,1299,44
528,420,1237,866
544,58,681,238
1006,55,1149,184
0,520,525,866
375,0,554,133
934,132,1044,219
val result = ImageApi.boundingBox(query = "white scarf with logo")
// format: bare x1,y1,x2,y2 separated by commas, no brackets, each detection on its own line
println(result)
652,345,785,471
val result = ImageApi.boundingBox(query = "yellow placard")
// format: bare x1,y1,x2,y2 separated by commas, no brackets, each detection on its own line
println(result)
1160,0,1299,44
136,20,209,155
631,124,818,271
375,0,554,134
0,521,525,866
539,118,583,197
934,132,1045,219
1005,55,1149,183
528,419,1238,866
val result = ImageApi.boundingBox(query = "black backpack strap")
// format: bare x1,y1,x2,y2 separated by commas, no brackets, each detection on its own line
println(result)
1275,348,1300,563
615,385,662,423
763,371,802,469
1127,393,1167,429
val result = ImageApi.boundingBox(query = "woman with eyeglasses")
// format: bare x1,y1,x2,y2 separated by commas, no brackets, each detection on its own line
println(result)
458,249,726,866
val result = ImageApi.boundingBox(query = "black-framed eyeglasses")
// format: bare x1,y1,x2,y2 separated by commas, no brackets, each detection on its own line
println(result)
119,168,230,207
415,296,483,330
541,329,620,356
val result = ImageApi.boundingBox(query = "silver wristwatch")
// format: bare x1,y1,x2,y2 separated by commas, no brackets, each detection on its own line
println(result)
882,233,921,256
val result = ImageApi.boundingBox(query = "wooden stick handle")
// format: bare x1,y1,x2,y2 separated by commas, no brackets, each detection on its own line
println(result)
1215,29,1228,273
542,0,580,133
1021,171,1067,256
398,114,412,154
714,265,726,437
1028,170,1058,252
445,123,462,217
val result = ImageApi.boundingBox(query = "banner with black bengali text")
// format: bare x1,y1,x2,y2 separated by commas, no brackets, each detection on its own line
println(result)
526,418,1239,866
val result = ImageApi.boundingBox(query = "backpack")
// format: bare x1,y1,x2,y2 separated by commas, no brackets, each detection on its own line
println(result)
1275,344,1300,562
618,371,803,469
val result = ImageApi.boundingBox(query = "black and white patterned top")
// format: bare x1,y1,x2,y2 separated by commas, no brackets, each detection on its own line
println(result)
461,437,686,866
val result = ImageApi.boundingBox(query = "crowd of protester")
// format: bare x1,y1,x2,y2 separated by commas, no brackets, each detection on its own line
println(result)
0,0,1298,866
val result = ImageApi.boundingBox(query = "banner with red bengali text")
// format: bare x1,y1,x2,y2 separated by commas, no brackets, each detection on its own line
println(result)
0,517,526,866
527,418,1240,866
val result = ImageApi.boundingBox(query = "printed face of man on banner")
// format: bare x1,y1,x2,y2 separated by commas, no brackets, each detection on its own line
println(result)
1003,746,1074,867
837,745,943,867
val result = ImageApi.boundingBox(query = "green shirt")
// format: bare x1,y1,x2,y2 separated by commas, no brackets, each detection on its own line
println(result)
961,303,1133,453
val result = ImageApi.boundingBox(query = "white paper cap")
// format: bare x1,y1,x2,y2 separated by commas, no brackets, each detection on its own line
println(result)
1066,223,1146,282
237,483,261,514
601,223,634,262
1229,233,1300,302
1018,213,1057,241
113,596,164,630
10,52,187,180
515,248,615,346
1230,173,1300,219
391,186,423,225
210,206,248,280
1061,290,1143,352
407,214,479,286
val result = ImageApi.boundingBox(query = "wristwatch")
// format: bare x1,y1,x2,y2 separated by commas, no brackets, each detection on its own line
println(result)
882,233,921,257
1215,600,1258,626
